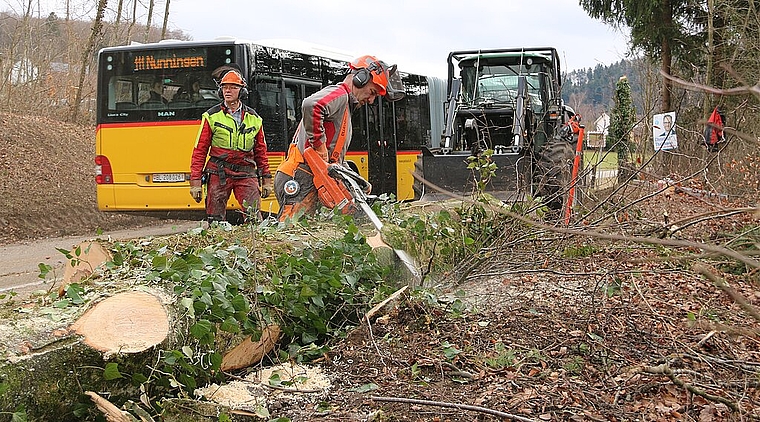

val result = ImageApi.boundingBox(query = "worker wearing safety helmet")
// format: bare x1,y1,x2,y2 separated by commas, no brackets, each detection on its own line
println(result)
274,55,404,221
189,68,273,222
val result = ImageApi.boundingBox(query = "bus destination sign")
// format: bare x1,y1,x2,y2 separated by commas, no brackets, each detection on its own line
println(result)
133,52,206,71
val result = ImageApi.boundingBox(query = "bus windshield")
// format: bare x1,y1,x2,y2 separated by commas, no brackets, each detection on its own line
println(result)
97,44,238,122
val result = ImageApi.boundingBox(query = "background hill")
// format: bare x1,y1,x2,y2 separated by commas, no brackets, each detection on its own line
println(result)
0,112,181,245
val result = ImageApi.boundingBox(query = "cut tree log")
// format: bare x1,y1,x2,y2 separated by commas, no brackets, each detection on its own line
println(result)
59,241,112,296
221,324,281,372
70,291,170,357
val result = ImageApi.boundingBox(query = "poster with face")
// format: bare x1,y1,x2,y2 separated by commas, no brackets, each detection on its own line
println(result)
653,112,678,151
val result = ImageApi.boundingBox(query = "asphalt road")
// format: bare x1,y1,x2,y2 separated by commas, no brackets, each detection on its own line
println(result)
0,222,199,301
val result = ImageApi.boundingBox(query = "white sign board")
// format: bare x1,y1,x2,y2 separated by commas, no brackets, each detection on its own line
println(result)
653,112,678,151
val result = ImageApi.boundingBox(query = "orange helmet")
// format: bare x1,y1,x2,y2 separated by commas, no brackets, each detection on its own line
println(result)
350,55,405,101
220,70,246,87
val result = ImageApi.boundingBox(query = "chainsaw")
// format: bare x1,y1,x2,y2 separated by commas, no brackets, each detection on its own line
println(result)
302,147,421,284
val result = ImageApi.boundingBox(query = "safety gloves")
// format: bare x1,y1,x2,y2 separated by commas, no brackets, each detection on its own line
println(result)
189,179,203,203
260,177,274,198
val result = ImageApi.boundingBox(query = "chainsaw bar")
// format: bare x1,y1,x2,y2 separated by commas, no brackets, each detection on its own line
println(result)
328,165,422,285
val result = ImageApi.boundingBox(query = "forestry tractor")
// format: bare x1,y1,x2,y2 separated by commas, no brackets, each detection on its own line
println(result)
414,47,582,212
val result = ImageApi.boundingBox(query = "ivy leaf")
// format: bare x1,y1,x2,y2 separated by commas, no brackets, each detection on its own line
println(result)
209,352,223,370
347,383,379,393
190,319,213,339
300,285,316,298
103,362,123,380
151,255,168,270
230,294,249,312
170,257,189,274
180,297,195,319
220,317,240,333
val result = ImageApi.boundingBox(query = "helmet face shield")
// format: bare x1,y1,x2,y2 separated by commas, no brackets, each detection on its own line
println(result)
384,64,405,102
350,55,405,102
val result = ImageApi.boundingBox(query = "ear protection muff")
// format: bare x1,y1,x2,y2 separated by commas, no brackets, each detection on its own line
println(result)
352,60,385,90
352,67,371,88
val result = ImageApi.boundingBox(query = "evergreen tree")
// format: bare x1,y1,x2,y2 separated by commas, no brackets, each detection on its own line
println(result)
609,76,636,184
579,0,703,113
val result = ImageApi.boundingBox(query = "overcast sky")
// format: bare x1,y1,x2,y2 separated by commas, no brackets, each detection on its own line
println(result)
167,0,630,77
5,0,630,77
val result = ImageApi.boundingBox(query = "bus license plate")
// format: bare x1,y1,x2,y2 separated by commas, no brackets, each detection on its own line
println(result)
152,173,185,183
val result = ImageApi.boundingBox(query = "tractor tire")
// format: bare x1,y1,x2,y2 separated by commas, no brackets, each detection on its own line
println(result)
412,153,425,201
534,138,575,213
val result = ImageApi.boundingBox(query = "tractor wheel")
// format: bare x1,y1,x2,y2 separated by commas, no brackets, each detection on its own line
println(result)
534,138,575,213
412,153,425,201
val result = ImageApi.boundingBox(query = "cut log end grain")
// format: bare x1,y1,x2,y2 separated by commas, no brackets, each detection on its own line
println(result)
70,291,169,355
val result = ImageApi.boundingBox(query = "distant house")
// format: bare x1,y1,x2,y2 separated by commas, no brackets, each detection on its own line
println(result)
586,112,610,148
594,112,610,135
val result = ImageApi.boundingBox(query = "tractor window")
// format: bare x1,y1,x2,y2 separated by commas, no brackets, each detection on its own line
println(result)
460,64,544,111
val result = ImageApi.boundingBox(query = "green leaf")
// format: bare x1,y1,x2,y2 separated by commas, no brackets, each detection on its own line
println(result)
56,247,73,259
170,257,190,274
65,284,85,305
254,405,270,419
209,352,223,370
311,295,325,307
180,297,196,319
300,285,316,298
220,317,240,333
230,294,249,312
190,319,213,339
151,255,168,270
12,408,27,422
37,263,52,279
132,373,148,384
103,362,123,380
347,383,379,393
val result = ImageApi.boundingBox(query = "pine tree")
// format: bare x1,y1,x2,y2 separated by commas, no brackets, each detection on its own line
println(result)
609,76,636,185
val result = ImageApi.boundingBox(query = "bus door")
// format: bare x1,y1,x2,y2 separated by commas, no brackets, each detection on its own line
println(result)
362,98,398,196
253,77,320,153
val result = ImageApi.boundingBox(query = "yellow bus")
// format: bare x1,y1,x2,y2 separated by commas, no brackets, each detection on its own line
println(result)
95,37,445,219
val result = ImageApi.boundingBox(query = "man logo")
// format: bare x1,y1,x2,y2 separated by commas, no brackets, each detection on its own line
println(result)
283,179,300,196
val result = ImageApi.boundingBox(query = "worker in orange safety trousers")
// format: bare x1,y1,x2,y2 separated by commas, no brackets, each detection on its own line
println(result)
189,68,273,223
273,55,405,221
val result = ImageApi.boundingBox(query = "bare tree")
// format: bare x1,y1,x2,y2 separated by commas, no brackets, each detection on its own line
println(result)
127,0,137,42
161,0,170,40
144,0,154,42
69,0,108,123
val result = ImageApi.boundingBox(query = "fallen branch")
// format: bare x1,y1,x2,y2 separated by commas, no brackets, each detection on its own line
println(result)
365,285,408,322
642,363,738,412
412,174,760,271
86,391,137,422
694,264,760,324
371,395,536,422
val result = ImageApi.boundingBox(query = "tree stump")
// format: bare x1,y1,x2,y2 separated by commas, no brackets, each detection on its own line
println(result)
70,291,170,356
